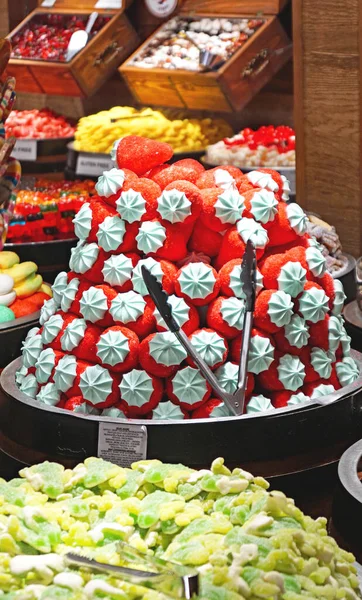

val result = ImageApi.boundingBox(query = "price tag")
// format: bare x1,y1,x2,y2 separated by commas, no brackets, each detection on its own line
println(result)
95,0,122,8
41,0,56,6
12,140,37,162
76,153,114,177
145,0,178,18
98,421,147,467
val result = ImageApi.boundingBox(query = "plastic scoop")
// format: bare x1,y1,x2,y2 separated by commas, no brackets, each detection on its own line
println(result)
66,12,98,62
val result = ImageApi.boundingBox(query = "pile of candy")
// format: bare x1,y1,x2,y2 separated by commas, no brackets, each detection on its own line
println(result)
0,456,360,600
10,13,111,62
5,109,75,140
16,135,356,420
306,213,348,277
74,106,233,155
0,250,51,323
205,126,296,168
7,179,95,243
131,16,263,71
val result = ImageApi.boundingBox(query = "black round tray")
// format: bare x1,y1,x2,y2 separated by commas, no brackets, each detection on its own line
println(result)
337,253,356,304
343,301,362,352
4,238,77,284
0,312,40,369
331,439,362,561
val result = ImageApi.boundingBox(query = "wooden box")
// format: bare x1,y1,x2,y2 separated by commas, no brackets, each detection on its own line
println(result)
5,0,139,97
120,2,291,113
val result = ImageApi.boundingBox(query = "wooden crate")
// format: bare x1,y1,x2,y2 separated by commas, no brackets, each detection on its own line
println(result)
5,0,139,97
120,11,291,112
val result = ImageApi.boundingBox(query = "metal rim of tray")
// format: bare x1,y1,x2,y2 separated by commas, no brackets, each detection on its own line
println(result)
333,253,356,280
338,439,362,504
200,156,295,172
0,311,40,333
2,349,362,427
4,237,77,249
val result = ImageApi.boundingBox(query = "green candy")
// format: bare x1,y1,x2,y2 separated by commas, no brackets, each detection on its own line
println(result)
0,305,15,323
19,462,65,499
138,491,180,529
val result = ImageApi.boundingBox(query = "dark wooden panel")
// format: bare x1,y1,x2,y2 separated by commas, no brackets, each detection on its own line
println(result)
180,0,288,15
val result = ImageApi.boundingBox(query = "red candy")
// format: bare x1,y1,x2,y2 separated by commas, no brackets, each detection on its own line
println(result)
116,135,173,176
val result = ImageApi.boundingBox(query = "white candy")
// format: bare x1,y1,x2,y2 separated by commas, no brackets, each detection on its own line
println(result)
0,290,16,306
0,273,14,296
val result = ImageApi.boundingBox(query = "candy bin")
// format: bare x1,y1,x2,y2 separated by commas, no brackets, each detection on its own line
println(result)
6,0,139,97
120,1,291,112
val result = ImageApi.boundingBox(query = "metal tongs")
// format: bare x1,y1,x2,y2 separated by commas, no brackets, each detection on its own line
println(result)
65,541,199,599
142,240,257,416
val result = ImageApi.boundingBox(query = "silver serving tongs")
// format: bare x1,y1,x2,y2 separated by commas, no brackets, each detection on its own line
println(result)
65,541,199,599
142,240,257,416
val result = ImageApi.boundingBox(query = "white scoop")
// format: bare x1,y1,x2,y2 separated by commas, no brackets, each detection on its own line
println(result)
66,12,98,62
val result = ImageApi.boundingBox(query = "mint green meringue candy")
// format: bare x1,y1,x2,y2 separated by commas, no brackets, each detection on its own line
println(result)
306,245,326,277
97,215,126,252
35,348,56,384
214,188,244,224
190,330,226,367
268,290,293,327
80,365,113,405
110,290,146,324
215,362,238,394
286,203,308,235
153,401,185,420
277,261,306,297
102,406,127,419
20,373,38,398
73,201,92,240
236,217,268,249
171,366,208,405
96,329,130,366
248,335,274,374
250,189,278,224
36,382,61,407
61,278,80,312
298,287,329,323
310,347,333,379
41,313,64,345
328,315,344,353
229,264,263,298
336,356,359,386
116,188,146,222
61,318,87,352
332,279,347,316
51,271,68,306
278,354,305,391
102,254,133,288
287,392,311,407
54,354,77,393
136,220,166,254
132,257,163,296
149,331,187,366
15,364,28,387
178,262,216,299
210,402,233,418
95,167,125,197
157,189,191,223
311,384,335,400
40,298,57,326
285,314,310,348
80,287,108,323
70,240,99,274
154,294,189,329
22,333,43,368
73,403,100,416
119,369,153,407
247,395,275,414
220,297,245,329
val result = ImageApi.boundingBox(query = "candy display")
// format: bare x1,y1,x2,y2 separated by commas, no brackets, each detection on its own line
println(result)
10,13,111,62
16,135,357,420
7,179,95,242
205,126,296,168
0,250,52,322
74,106,233,154
0,456,360,599
5,109,75,139
130,16,264,71
306,212,348,276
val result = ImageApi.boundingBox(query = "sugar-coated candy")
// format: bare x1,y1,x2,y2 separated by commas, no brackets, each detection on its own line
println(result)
206,295,245,339
115,135,173,176
187,328,228,370
119,369,163,417
196,165,244,189
139,331,187,377
154,293,199,336
175,262,220,306
166,365,211,410
199,186,244,231
189,220,222,257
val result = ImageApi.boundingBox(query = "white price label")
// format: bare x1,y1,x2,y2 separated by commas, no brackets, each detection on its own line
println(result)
98,422,147,467
41,0,56,6
76,153,114,177
95,0,122,8
12,140,37,162
145,0,178,18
